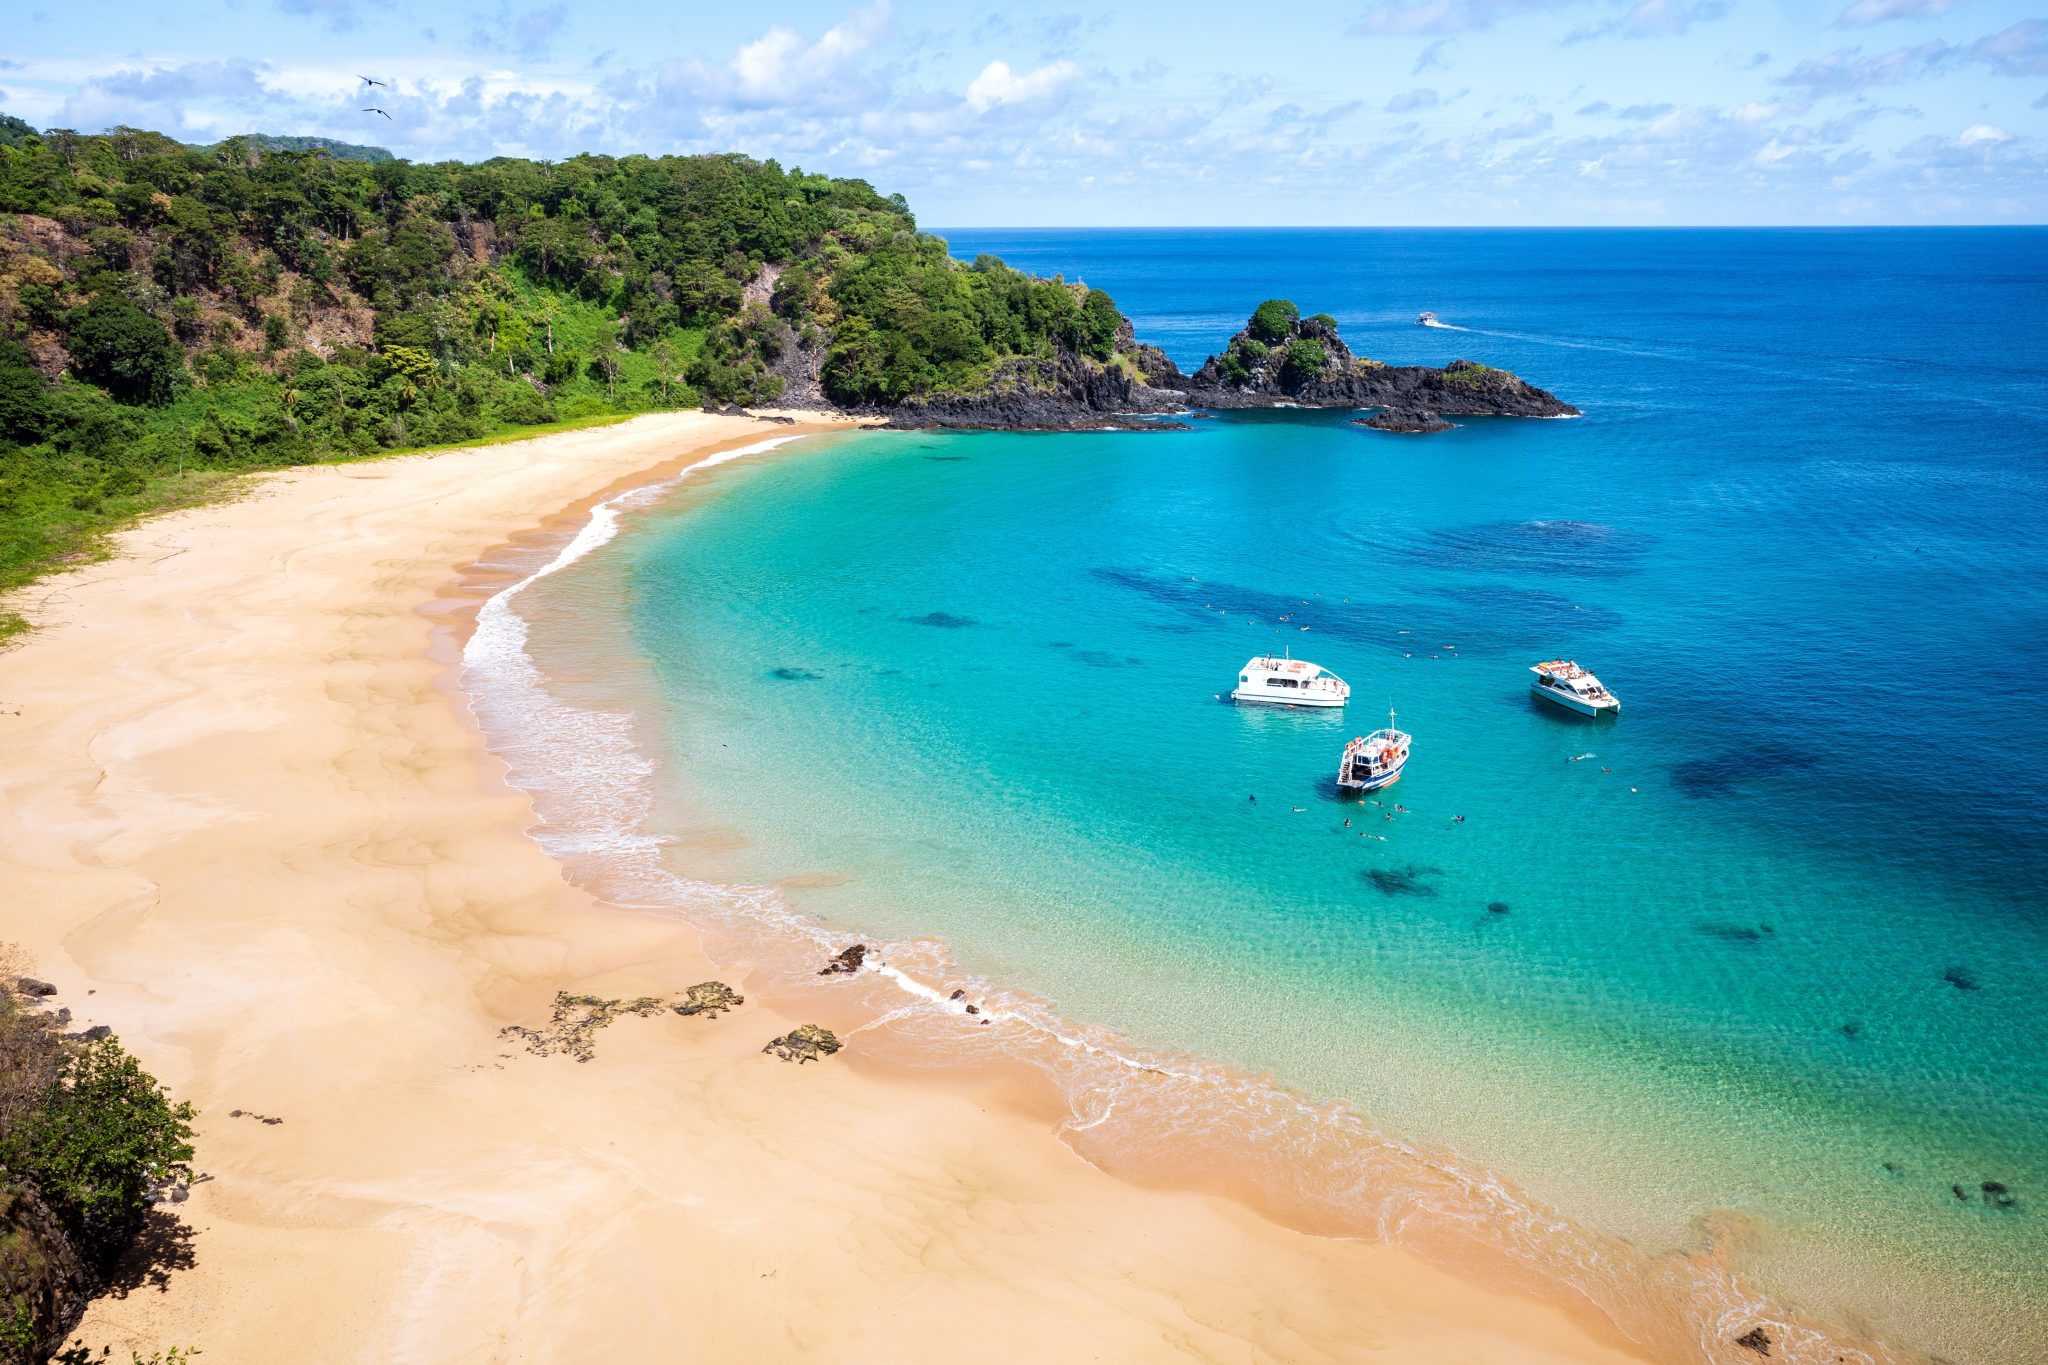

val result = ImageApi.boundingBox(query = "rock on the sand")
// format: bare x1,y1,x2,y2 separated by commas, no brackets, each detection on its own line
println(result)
762,1024,843,1064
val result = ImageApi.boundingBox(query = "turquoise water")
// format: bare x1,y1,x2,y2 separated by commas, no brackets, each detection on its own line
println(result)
514,230,2048,1362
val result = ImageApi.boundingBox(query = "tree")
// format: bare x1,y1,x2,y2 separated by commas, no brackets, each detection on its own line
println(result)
652,337,675,405
65,296,182,405
1077,288,1121,360
1248,298,1299,344
586,341,620,401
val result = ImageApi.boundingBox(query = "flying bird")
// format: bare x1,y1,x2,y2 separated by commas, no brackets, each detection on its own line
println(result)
363,108,392,120
359,75,387,89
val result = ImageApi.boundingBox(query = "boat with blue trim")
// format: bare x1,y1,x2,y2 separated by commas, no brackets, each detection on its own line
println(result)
1338,709,1411,792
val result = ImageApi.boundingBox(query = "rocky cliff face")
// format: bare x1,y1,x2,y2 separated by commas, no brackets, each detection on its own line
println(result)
0,1179,93,1364
875,344,1186,430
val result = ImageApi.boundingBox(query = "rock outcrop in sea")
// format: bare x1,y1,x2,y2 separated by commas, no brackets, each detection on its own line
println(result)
1184,305,1577,423
841,300,1575,433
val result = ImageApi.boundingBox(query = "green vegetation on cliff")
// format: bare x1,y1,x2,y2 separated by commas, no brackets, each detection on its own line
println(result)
0,117,1145,637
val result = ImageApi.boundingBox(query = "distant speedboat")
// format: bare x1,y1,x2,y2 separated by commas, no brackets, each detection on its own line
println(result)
1338,708,1411,792
1529,660,1620,717
1416,311,1440,326
1231,653,1350,708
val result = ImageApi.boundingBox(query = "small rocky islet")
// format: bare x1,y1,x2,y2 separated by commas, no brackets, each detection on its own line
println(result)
870,298,1576,433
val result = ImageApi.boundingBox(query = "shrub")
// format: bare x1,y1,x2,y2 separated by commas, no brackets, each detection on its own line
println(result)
65,297,183,406
1215,334,1269,387
0,342,53,444
101,467,146,499
1279,338,1329,388
1248,298,1299,343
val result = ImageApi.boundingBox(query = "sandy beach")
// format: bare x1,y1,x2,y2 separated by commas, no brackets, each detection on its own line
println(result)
0,410,1654,1364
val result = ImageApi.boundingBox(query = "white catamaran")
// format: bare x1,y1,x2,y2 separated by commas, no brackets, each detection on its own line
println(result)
1231,654,1351,708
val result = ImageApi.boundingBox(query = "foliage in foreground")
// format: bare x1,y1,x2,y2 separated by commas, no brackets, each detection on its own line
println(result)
0,970,195,1363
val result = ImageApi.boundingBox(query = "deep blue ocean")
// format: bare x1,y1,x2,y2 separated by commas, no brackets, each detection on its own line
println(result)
511,229,2048,1363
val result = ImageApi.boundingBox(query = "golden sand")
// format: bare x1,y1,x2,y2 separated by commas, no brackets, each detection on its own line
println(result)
0,411,1652,1364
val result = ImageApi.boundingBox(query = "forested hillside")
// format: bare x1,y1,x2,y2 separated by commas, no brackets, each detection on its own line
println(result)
0,120,1149,638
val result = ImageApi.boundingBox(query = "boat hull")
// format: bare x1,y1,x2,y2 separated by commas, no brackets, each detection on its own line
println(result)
1339,758,1406,793
1531,682,1619,717
1232,689,1347,709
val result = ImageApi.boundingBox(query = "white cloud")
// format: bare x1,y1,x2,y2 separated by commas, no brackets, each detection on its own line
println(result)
1486,109,1554,139
1353,0,1573,36
273,0,384,34
1958,122,2010,144
1565,0,1729,42
1969,19,2048,78
1834,0,1966,28
1777,40,1951,92
729,2,890,106
965,59,1082,113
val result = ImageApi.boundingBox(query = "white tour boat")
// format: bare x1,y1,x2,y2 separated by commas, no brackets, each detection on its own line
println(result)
1338,708,1411,792
1416,310,1440,326
1529,659,1621,717
1231,653,1350,708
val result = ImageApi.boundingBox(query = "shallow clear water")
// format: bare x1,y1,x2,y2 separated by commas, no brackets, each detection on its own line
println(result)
518,229,2048,1362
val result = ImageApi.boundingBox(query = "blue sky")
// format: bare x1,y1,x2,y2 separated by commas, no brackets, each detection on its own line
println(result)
2,0,2043,223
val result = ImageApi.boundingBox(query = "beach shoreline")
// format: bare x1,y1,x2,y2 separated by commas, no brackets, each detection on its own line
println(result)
2,408,1664,1363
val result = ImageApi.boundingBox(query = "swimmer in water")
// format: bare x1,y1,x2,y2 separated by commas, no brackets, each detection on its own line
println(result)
1248,794,1256,804
1453,815,1466,823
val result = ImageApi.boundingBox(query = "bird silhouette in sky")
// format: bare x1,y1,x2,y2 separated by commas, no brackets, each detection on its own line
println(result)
363,108,392,119
359,75,387,89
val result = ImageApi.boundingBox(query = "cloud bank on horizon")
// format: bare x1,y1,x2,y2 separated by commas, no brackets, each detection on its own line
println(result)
1,0,2043,224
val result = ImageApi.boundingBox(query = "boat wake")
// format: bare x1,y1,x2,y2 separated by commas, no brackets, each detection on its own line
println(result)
457,443,1903,1365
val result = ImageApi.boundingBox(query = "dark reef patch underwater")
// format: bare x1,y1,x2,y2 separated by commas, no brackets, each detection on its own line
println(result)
1396,519,1656,579
1363,864,1444,897
1670,742,1821,799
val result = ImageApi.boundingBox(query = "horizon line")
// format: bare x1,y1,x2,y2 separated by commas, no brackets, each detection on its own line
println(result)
927,223,2048,232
